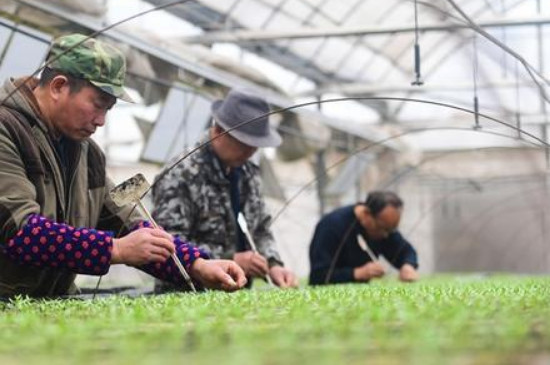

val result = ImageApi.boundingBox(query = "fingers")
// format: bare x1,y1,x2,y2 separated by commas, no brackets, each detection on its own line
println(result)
144,229,176,255
234,251,268,278
219,265,248,292
192,260,247,292
218,273,239,292
248,253,269,277
136,230,175,264
284,273,300,288
371,262,385,275
268,266,299,289
399,265,419,282
233,251,255,276
271,270,288,288
148,245,172,261
115,228,177,266
147,252,171,264
277,278,290,288
362,261,384,279
281,274,299,288
227,262,248,287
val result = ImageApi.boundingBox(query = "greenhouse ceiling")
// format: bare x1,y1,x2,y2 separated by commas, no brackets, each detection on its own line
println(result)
2,0,550,149
143,0,550,134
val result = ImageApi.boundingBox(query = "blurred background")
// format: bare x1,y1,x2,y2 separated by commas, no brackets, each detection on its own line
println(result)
1,0,549,288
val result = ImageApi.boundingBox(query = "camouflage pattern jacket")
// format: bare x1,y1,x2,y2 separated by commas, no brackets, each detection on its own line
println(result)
152,136,283,267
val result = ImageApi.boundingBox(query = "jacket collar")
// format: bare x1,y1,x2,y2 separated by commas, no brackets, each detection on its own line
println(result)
11,78,58,139
196,134,248,185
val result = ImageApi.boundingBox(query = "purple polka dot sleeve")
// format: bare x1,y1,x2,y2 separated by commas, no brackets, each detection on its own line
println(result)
133,220,210,287
4,214,113,275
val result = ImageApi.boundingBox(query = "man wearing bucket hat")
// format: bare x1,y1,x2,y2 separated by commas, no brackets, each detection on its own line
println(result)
0,33,246,297
153,89,299,289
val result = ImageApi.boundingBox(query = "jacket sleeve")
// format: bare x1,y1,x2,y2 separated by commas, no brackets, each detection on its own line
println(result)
5,214,114,275
132,221,210,289
247,166,283,267
380,231,419,269
308,221,355,285
0,122,43,244
5,215,209,284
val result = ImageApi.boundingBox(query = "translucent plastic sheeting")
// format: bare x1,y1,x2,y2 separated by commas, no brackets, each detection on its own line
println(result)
0,22,50,84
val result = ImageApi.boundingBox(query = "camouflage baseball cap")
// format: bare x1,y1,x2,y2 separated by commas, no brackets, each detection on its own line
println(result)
47,33,133,102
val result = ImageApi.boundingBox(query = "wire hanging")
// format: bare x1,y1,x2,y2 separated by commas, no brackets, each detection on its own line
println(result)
472,34,481,129
411,0,424,86
500,0,508,78
515,60,522,139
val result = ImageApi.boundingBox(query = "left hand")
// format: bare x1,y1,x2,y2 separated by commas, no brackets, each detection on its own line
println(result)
233,251,269,278
190,258,248,292
269,265,299,288
399,263,419,282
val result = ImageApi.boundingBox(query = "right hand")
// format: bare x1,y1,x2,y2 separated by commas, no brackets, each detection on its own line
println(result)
233,250,269,278
353,261,385,282
111,228,176,266
190,258,248,292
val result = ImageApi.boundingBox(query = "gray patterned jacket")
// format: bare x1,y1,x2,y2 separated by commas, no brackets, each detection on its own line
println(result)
152,136,284,267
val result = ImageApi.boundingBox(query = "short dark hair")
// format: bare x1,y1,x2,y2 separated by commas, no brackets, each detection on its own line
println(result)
364,191,403,216
38,67,89,94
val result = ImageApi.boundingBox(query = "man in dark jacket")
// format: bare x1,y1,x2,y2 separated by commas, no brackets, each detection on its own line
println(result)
309,191,419,285
0,33,246,297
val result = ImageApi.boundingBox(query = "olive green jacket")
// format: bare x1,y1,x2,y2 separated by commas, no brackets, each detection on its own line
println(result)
0,77,141,297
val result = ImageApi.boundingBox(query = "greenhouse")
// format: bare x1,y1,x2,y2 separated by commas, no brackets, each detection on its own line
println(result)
0,1,549,364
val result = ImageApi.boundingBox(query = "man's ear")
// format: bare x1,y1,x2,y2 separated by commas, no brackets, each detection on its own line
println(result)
49,75,70,101
355,204,371,222
211,124,226,140
364,205,372,215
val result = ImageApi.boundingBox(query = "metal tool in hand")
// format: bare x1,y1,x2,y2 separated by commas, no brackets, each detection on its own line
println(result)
110,173,196,292
357,234,378,263
237,212,274,287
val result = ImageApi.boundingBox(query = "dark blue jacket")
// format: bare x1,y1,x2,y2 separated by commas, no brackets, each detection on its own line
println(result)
309,205,418,285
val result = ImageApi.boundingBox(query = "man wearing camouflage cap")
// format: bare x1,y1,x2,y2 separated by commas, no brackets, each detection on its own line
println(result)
0,33,246,297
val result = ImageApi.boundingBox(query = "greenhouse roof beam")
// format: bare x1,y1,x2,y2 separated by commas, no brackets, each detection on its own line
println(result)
300,80,543,96
183,15,550,44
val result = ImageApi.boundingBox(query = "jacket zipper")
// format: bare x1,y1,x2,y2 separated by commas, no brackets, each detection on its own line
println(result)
35,134,67,218
65,146,81,220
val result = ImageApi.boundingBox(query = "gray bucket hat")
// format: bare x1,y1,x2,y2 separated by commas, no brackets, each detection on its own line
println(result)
211,89,282,148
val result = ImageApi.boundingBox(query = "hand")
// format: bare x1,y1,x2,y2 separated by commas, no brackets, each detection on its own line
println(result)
269,265,299,288
190,258,247,292
111,228,175,265
399,263,419,282
233,251,269,278
353,261,385,282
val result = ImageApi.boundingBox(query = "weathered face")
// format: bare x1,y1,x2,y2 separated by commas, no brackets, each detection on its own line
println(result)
357,204,401,241
211,127,258,168
50,76,116,141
